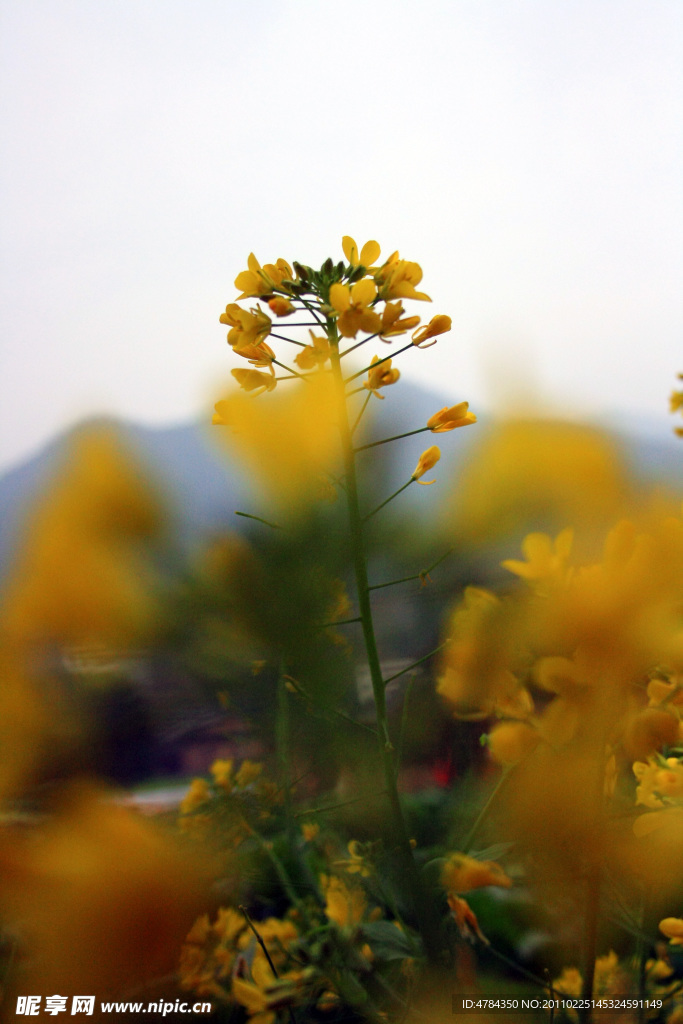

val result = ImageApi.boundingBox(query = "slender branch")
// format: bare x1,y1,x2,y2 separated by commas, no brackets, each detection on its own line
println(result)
277,663,295,847
317,616,362,628
383,640,451,687
235,511,281,529
362,478,415,523
484,942,552,993
351,391,373,436
240,906,282,978
395,674,417,781
240,907,298,1024
294,792,385,818
298,296,325,327
242,819,310,926
236,509,282,528
339,331,382,358
269,333,308,347
354,425,430,453
345,341,414,385
369,547,454,591
285,675,377,736
272,357,311,380
463,765,514,851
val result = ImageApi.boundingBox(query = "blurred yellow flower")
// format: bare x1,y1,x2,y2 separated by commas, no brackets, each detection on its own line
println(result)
0,784,206,992
212,376,340,514
321,874,366,928
411,445,441,484
225,367,277,397
427,402,477,432
660,917,683,940
440,852,512,893
446,894,488,943
294,330,330,370
487,721,539,765
210,758,234,791
445,419,630,543
501,528,574,591
235,760,263,787
181,778,211,814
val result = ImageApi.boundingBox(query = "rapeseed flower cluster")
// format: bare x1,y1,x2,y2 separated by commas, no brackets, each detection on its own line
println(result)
212,236,475,515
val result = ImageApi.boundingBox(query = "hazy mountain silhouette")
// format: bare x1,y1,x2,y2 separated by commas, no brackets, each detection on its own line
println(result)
0,381,680,576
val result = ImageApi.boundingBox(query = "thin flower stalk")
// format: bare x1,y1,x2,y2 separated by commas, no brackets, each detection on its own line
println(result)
328,316,440,961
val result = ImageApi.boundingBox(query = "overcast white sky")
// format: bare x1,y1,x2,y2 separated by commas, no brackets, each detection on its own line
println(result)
1,0,681,474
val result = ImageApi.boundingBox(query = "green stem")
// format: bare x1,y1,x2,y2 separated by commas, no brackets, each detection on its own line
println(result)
395,674,417,781
463,765,514,851
269,332,308,346
240,907,297,1024
635,887,649,1024
579,721,609,1024
277,664,295,847
363,478,415,522
298,296,325,327
328,318,441,962
244,819,311,929
286,675,377,736
345,341,414,385
369,547,454,591
350,391,373,436
355,426,431,453
272,357,310,380
235,511,281,529
294,792,384,818
383,640,451,688
339,330,382,358
317,616,362,628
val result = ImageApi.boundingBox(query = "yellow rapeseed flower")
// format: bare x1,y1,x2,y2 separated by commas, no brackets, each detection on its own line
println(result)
411,445,441,484
220,303,272,349
329,279,382,338
412,314,452,348
364,354,400,397
225,368,277,397
342,235,381,268
374,253,431,302
427,402,477,432
379,301,421,340
234,254,294,299
294,330,330,370
267,296,295,317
